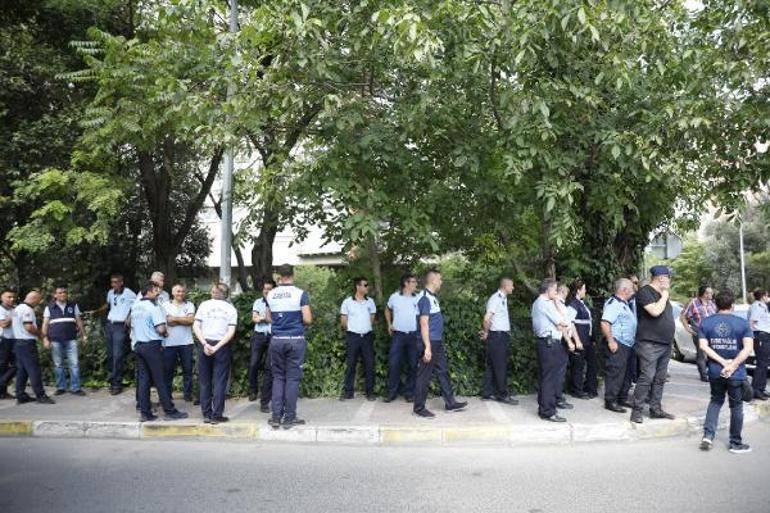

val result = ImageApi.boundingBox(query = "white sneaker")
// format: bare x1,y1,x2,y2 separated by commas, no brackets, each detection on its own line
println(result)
699,437,713,451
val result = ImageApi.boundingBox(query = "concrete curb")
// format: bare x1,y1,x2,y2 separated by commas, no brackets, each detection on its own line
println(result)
1,401,768,446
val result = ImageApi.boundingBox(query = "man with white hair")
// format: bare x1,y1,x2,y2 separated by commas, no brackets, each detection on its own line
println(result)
163,284,196,402
601,278,637,413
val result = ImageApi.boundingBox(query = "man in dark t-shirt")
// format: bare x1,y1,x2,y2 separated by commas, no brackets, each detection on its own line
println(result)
630,266,676,423
697,290,753,453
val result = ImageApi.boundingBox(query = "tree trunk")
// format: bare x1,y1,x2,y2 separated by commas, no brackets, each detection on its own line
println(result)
369,235,383,304
250,205,279,289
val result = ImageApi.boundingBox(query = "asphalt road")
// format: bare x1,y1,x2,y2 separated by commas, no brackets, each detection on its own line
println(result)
1,420,768,513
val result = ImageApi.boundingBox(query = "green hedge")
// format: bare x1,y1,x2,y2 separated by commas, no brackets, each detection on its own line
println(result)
35,267,544,397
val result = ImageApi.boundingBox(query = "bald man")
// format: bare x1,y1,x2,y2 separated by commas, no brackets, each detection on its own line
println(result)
12,291,54,404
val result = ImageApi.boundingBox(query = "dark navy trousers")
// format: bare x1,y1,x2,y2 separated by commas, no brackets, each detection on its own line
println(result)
162,344,194,399
270,336,307,422
386,331,418,398
135,340,176,416
105,322,128,389
343,332,375,396
536,337,567,418
413,340,457,412
604,342,634,403
198,341,231,419
14,339,46,398
581,340,599,396
481,331,511,399
248,332,272,406
752,331,770,396
0,337,16,394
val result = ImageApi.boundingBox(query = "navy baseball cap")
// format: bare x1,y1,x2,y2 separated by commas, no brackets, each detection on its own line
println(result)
649,265,671,277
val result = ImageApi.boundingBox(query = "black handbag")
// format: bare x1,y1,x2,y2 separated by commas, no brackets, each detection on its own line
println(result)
742,379,754,402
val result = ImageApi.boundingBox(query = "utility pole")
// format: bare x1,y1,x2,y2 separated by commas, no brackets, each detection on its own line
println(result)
219,0,238,287
739,221,748,304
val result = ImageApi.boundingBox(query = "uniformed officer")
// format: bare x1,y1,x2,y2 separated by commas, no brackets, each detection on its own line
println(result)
162,284,196,402
12,290,55,404
0,289,17,400
384,273,419,403
566,279,595,399
104,273,136,395
554,283,579,410
747,289,770,400
131,281,188,422
532,279,570,422
480,277,518,405
339,277,377,401
249,279,275,413
265,264,313,429
149,271,170,305
601,278,638,413
412,269,468,418
193,282,238,424
41,286,87,396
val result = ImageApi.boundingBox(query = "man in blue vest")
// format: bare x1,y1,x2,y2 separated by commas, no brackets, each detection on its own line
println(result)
131,281,188,422
265,264,313,429
41,286,88,396
0,289,17,400
413,269,468,418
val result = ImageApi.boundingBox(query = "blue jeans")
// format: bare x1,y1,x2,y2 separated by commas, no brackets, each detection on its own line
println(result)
51,340,80,392
703,377,743,445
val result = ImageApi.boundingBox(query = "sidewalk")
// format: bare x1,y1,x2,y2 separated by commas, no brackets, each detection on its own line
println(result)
1,362,768,446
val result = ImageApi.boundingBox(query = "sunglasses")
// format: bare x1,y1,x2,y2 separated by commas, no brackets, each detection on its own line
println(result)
360,283,369,287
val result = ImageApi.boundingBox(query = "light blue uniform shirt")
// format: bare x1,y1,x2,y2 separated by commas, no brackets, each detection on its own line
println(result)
162,300,195,347
252,297,271,335
0,305,15,339
266,284,310,337
340,297,376,334
387,291,419,333
601,295,637,347
531,296,562,338
748,301,770,333
486,291,511,332
418,289,444,341
107,287,137,322
130,298,166,343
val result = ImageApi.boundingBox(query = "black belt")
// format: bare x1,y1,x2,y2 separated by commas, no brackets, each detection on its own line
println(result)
393,330,417,335
108,321,126,325
346,331,372,337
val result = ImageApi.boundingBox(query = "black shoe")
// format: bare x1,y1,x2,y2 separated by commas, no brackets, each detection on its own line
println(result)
383,395,397,403
754,392,770,401
403,395,414,403
109,387,122,396
70,390,86,396
282,418,306,430
0,391,15,400
446,401,468,412
556,401,574,410
366,394,377,402
571,392,590,399
183,395,193,402
16,394,35,405
212,415,229,423
480,395,493,401
140,413,159,422
54,389,66,396
497,396,519,405
413,408,436,418
193,397,200,406
586,393,598,399
203,416,217,425
339,393,353,401
618,399,634,409
649,410,675,420
700,376,709,383
165,410,189,421
604,402,626,413
268,417,281,429
36,395,55,404
259,404,270,413
630,410,643,424
728,442,752,454
540,414,566,423
248,392,257,402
